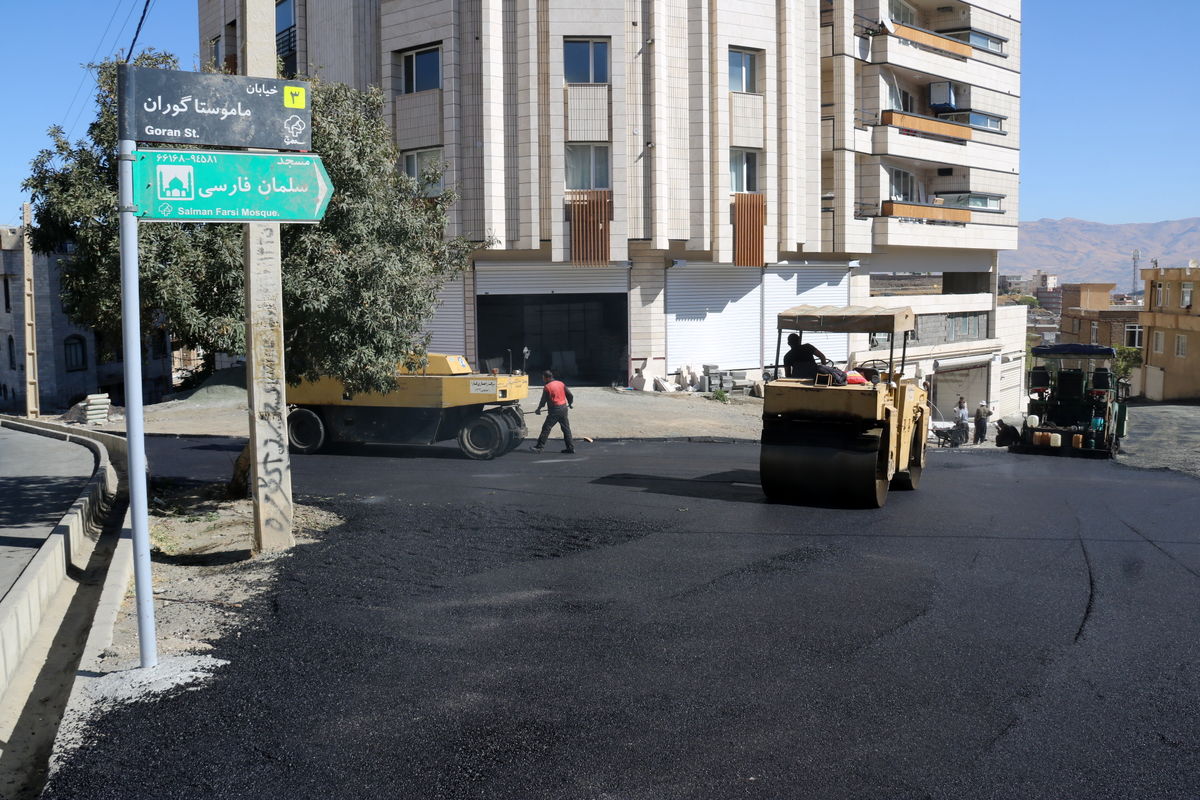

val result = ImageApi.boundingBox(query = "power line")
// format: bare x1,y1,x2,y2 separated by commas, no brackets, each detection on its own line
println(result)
62,0,137,140
126,0,155,60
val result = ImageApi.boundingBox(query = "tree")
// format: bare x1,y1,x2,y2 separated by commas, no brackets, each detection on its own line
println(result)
24,52,473,394
1114,345,1142,379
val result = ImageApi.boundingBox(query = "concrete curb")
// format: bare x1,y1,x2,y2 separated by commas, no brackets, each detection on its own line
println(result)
0,417,121,706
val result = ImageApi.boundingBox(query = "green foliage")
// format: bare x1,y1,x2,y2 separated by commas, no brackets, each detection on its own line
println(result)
1012,295,1040,307
710,388,730,404
24,54,473,395
1115,345,1142,378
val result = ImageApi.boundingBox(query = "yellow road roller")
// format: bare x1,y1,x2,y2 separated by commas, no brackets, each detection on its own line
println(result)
760,305,929,508
286,354,529,459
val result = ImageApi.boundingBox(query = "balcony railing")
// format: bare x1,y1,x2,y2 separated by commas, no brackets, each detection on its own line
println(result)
879,110,972,141
566,190,611,266
890,23,973,58
880,201,971,223
732,192,766,267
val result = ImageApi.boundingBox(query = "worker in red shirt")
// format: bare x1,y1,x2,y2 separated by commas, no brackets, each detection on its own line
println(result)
530,370,575,454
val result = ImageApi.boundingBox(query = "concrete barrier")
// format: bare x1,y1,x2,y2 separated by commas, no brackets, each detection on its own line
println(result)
0,417,121,705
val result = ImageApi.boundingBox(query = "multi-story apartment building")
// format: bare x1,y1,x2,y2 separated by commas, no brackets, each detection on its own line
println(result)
0,225,173,412
1140,265,1199,400
199,0,1023,416
1057,282,1142,352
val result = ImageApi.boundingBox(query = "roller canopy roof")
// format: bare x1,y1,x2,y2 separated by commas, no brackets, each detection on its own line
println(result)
776,305,916,334
1031,343,1117,358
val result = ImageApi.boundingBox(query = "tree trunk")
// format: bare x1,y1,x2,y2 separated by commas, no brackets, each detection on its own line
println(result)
227,441,252,499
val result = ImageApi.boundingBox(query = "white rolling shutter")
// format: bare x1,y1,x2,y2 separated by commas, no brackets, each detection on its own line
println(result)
424,278,466,354
474,264,628,295
666,264,763,372
996,362,1024,416
762,266,851,365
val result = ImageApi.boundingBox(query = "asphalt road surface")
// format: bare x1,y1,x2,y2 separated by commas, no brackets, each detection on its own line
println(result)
0,426,93,593
45,438,1200,799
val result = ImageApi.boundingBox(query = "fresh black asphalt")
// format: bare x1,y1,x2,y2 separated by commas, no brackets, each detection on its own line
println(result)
43,438,1200,799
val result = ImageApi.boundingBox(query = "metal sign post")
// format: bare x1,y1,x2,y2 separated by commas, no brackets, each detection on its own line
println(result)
117,137,158,669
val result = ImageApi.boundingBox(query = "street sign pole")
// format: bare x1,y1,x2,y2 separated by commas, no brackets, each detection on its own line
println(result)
117,136,158,669
241,0,295,552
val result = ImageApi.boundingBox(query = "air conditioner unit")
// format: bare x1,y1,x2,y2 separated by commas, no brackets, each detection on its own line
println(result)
929,81,956,112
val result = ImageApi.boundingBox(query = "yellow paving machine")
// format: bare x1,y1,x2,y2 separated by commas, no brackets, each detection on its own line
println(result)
286,354,529,459
760,305,929,508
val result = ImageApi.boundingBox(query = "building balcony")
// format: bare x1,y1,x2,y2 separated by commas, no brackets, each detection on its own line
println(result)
889,23,973,59
732,192,766,267
879,110,972,142
873,214,1017,250
881,200,972,224
566,190,611,266
868,30,1020,95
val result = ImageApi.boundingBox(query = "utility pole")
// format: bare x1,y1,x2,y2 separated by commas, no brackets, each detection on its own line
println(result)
21,204,39,418
240,0,295,551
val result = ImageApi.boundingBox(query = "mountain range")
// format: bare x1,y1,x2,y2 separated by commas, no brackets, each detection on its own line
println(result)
999,217,1200,291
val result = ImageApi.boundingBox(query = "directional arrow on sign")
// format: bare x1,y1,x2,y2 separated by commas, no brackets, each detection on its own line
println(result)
132,149,334,224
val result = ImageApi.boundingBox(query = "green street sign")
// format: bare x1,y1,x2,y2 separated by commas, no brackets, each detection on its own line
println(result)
132,149,333,223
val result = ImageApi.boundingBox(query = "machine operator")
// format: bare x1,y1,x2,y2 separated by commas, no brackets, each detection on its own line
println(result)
783,333,829,380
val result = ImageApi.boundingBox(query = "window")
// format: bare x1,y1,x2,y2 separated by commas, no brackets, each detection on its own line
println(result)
1176,334,1189,358
936,192,1003,211
944,29,1007,54
276,0,297,72
938,111,1004,132
64,335,86,372
888,83,915,113
946,313,982,342
1153,330,1165,354
887,167,918,202
6,335,14,370
889,0,918,26
3,276,10,313
1181,282,1194,308
565,144,610,190
1125,324,1143,348
564,40,609,84
275,0,294,32
1154,282,1167,308
729,149,759,193
402,46,441,94
1090,321,1099,344
729,49,757,93
208,36,222,68
403,147,445,196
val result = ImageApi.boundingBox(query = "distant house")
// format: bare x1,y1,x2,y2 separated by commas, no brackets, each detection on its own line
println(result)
1057,283,1143,352
0,224,173,412
1140,265,1199,400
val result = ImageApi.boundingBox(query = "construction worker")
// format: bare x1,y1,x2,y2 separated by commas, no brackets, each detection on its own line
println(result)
530,370,575,454
973,402,993,444
783,333,828,379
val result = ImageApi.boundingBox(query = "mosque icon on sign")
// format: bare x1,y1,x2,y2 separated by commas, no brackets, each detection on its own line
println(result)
156,165,195,201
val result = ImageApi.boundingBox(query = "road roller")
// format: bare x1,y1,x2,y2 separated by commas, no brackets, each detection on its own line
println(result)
760,305,929,508
285,354,529,459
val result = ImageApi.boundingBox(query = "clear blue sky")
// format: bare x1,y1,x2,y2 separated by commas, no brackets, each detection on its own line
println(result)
2,1,1198,227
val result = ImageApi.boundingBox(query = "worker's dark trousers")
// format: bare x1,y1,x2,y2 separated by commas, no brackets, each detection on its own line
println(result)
974,420,987,444
535,405,574,451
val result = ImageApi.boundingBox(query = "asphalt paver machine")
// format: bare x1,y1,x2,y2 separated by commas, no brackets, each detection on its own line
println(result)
760,305,929,508
286,353,529,459
1009,343,1128,458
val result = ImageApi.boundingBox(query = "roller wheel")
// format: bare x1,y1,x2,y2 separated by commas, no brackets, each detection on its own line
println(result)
458,413,506,460
759,425,888,508
892,430,925,491
491,407,527,453
287,407,326,455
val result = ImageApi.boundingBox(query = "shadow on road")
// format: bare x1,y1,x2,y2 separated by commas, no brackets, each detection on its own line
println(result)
0,475,90,529
593,469,767,504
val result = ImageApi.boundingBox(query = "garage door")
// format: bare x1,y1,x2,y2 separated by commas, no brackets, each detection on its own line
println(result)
996,362,1024,416
666,264,762,372
475,264,629,295
762,266,851,366
423,278,466,354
